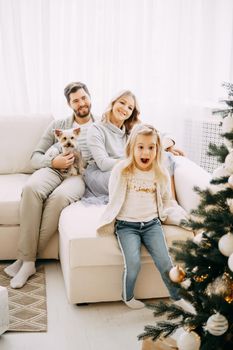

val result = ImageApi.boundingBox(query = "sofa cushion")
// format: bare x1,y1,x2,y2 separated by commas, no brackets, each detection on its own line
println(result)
0,114,53,174
174,156,211,212
59,201,193,268
0,174,30,225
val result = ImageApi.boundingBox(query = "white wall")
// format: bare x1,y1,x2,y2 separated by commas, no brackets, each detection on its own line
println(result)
0,0,233,146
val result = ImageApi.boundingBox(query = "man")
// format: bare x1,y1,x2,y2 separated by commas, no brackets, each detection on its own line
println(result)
4,82,94,288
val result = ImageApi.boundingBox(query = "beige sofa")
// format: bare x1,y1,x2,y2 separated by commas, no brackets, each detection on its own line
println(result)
0,114,211,304
0,114,59,259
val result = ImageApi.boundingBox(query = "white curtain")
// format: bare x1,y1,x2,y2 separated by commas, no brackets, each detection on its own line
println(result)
0,0,233,145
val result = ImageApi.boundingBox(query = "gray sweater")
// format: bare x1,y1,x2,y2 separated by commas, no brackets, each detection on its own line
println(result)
86,121,127,172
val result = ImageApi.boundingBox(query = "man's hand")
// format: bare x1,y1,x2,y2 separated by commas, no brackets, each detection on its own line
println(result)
51,153,75,169
166,146,185,156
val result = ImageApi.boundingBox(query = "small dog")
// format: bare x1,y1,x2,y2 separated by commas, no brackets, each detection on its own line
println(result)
47,128,86,176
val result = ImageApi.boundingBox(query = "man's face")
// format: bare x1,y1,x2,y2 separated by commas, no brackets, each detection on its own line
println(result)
69,88,91,118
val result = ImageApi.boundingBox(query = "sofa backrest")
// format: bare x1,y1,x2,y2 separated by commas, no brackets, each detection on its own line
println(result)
0,114,54,174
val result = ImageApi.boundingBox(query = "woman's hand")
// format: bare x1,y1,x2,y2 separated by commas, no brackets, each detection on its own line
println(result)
51,153,75,169
166,146,185,156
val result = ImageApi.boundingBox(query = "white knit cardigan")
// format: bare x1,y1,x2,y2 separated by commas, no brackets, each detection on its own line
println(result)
97,160,189,236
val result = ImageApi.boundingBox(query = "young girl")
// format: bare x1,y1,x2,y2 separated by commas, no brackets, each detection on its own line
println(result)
97,123,189,309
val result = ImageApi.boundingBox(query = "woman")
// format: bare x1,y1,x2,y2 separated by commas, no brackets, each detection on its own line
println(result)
83,90,178,203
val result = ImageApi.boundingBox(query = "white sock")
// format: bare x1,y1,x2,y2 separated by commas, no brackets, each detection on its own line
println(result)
124,297,145,309
10,261,36,289
174,298,196,315
4,259,23,277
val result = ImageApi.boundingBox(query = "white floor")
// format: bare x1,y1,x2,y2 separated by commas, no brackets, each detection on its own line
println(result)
0,261,164,350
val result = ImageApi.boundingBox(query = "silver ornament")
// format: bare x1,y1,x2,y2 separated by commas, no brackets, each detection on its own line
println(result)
222,115,233,134
228,253,233,272
228,175,233,189
209,166,230,193
227,198,233,213
177,330,201,350
181,278,192,289
218,233,233,257
225,151,233,173
206,313,228,336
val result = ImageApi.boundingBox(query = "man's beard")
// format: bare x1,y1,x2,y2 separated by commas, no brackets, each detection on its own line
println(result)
74,104,91,118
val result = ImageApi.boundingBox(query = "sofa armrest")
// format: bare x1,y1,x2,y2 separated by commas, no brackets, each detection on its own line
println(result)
174,157,211,213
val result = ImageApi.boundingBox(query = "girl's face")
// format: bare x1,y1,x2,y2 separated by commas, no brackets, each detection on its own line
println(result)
133,134,157,171
110,95,135,128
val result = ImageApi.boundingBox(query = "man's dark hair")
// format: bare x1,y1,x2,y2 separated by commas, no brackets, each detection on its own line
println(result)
64,82,91,103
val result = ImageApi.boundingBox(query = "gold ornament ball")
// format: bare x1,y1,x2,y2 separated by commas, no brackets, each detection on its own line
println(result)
194,274,208,283
169,266,186,283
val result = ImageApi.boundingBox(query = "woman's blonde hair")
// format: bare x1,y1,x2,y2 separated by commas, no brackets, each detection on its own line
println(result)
122,123,169,186
101,90,140,134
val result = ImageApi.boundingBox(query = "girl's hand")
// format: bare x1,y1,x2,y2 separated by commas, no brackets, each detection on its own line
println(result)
51,153,74,169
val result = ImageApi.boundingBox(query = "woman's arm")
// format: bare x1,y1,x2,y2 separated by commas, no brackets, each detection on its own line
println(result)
162,133,185,156
87,124,119,172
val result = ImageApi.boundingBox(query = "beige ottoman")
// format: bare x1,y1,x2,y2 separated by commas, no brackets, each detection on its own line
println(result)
141,337,177,349
59,201,193,304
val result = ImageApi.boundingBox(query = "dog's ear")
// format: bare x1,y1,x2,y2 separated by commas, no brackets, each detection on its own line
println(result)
54,129,63,138
73,127,81,136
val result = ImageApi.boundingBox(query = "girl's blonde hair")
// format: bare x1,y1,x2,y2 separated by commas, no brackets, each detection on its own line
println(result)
122,123,169,186
101,90,140,134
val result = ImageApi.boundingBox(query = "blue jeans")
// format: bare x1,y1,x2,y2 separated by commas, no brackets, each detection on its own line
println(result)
115,218,179,301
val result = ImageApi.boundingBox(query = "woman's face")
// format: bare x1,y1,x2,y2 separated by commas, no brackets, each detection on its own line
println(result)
110,94,135,128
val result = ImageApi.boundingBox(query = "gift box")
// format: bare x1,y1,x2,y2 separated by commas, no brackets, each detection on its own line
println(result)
0,286,9,335
141,337,177,350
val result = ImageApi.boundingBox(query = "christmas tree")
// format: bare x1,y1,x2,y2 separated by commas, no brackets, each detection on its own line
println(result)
138,82,233,350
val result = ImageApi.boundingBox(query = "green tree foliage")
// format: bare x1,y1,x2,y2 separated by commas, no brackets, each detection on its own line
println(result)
138,83,233,350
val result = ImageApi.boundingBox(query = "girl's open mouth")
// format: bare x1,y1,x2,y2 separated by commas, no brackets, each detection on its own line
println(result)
141,158,149,164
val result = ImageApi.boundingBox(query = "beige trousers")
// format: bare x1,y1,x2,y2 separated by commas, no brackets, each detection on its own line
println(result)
18,167,85,261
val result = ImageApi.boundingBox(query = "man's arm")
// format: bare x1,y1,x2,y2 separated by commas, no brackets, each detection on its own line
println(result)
42,143,75,170
30,121,56,169
30,119,75,170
